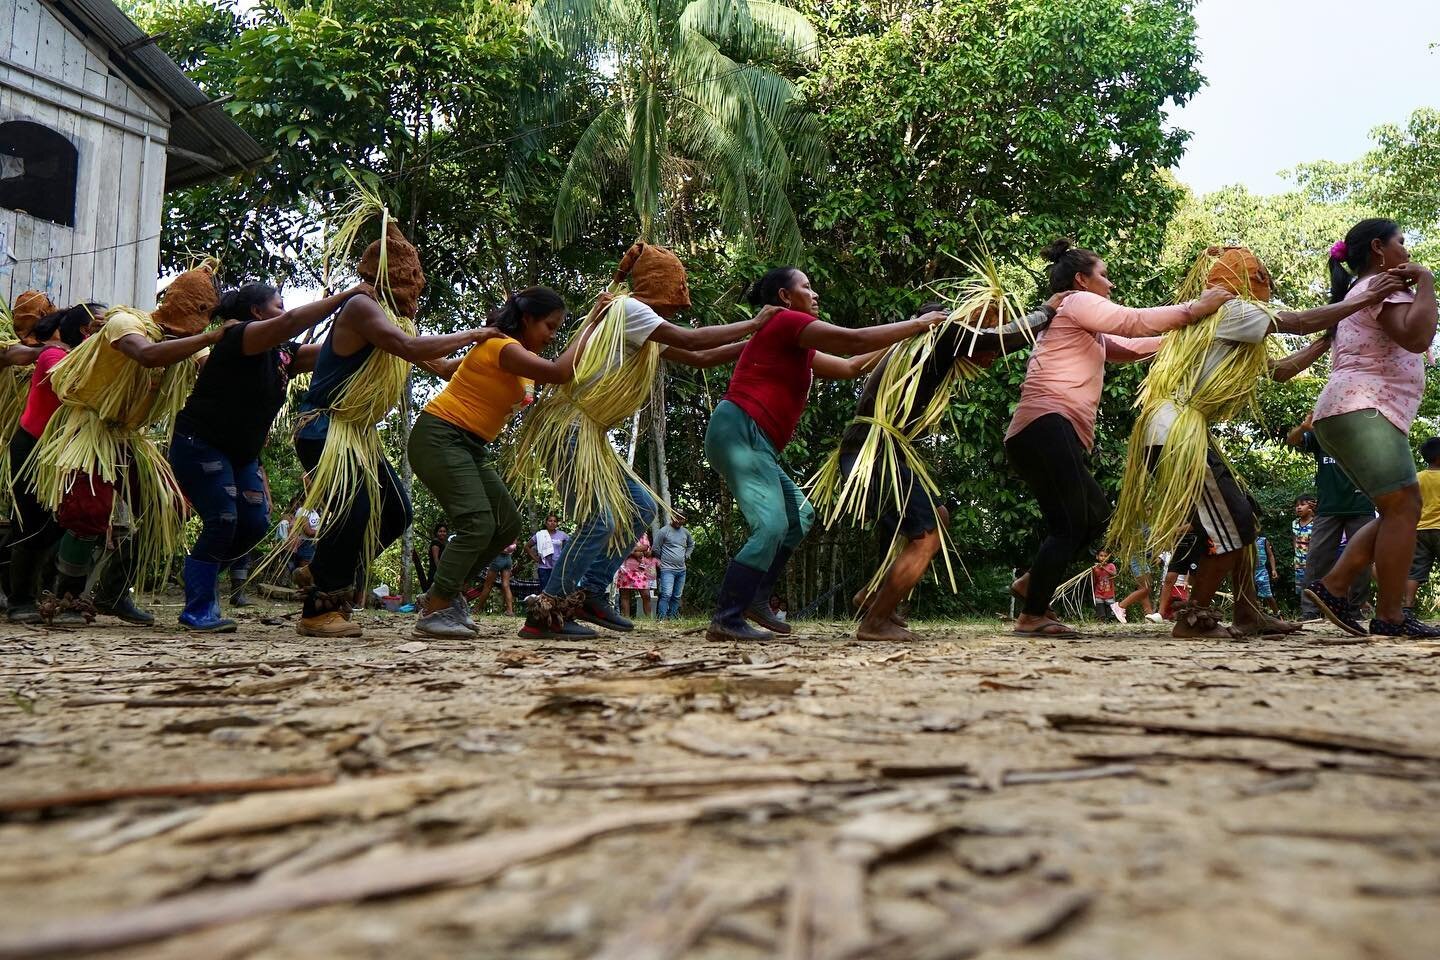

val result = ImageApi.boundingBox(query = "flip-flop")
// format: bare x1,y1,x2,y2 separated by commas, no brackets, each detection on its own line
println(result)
1013,623,1083,639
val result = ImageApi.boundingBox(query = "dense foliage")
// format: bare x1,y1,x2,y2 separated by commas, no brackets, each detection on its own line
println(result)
126,0,1437,616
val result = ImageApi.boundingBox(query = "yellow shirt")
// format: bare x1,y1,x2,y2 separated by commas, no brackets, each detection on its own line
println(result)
53,308,166,430
1420,469,1440,530
424,335,532,442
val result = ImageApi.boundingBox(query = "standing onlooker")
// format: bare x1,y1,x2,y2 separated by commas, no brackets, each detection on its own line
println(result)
1291,495,1316,614
1289,417,1374,617
652,514,695,619
1116,554,1164,623
1091,549,1120,621
527,513,569,585
1255,534,1280,615
1405,438,1440,613
474,543,517,617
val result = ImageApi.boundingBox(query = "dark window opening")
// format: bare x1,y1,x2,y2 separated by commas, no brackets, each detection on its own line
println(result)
0,120,79,228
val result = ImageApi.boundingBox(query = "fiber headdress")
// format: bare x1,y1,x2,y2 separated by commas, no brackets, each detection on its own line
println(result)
509,244,682,548
23,305,197,591
1107,246,1276,567
809,250,1036,595
257,178,420,586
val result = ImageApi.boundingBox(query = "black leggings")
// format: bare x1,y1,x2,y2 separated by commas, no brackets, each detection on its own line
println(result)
295,437,413,593
1005,414,1110,617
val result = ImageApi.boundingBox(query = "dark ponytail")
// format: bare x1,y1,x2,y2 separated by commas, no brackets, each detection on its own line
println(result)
1041,238,1102,295
487,286,566,336
746,266,801,308
30,302,101,348
1328,218,1400,304
216,282,280,322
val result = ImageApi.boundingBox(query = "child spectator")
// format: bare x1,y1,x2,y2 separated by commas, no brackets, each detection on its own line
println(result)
1091,549,1121,621
1255,534,1280,615
1405,437,1440,615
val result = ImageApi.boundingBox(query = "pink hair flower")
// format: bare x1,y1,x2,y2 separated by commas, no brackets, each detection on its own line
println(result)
1330,240,1348,260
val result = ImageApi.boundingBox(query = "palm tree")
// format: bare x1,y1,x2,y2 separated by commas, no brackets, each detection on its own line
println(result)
527,0,825,258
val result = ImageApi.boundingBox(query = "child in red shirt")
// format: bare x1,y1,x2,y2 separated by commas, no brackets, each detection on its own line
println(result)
1091,549,1120,621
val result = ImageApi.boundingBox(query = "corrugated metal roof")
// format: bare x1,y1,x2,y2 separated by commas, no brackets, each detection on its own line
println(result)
46,0,269,190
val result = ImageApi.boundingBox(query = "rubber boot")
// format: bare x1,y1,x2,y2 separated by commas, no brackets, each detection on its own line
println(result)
178,557,238,633
92,545,155,626
745,546,793,635
6,540,44,624
706,561,775,642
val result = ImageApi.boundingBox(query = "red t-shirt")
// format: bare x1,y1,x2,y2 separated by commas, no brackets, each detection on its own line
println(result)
1091,562,1117,601
723,309,817,449
19,346,68,438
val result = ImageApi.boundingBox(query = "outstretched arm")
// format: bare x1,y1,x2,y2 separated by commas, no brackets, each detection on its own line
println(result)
1273,273,1408,334
347,295,498,363
112,323,233,368
811,348,888,381
796,311,944,355
1270,335,1331,383
664,341,747,369
240,283,374,355
647,305,780,351
2,343,43,366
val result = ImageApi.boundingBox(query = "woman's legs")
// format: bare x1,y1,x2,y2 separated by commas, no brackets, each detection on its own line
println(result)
499,569,514,616
7,430,61,617
1005,415,1109,631
167,434,242,631
1118,575,1154,615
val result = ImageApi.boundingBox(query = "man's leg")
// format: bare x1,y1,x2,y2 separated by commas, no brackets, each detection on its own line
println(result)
657,568,675,619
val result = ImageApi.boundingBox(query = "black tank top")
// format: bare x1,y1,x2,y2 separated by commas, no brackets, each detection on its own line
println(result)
296,331,375,440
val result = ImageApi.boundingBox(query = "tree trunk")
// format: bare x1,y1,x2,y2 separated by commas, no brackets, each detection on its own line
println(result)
398,373,414,602
626,409,642,467
651,362,672,521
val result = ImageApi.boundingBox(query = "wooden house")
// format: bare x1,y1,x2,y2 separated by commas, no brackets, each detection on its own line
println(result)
0,0,265,310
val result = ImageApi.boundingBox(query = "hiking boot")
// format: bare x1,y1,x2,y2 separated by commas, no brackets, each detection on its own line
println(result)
577,592,634,632
297,587,362,638
745,602,791,635
518,590,597,640
1304,581,1366,637
415,602,474,640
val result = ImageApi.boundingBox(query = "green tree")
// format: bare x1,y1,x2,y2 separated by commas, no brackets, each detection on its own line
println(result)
528,0,826,256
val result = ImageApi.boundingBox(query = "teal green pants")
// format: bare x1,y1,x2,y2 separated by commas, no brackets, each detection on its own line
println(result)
704,399,815,571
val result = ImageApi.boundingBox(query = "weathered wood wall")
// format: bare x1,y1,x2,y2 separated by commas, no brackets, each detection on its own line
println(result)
0,0,168,311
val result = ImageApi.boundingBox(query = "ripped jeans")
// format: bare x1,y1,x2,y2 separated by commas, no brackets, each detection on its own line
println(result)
168,432,270,567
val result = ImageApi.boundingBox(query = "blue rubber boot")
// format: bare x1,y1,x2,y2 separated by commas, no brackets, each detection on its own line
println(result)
178,557,237,633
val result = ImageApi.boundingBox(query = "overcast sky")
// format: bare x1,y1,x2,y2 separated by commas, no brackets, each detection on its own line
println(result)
1170,0,1440,194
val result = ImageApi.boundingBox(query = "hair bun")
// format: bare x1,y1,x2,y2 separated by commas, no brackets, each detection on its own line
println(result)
1040,238,1074,263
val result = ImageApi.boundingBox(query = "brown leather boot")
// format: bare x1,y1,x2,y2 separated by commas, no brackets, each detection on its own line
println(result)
297,587,362,638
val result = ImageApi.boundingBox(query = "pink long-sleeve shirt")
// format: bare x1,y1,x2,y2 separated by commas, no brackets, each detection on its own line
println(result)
1005,292,1191,450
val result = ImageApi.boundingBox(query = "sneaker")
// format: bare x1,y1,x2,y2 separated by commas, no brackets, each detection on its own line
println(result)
7,603,41,625
576,593,634,632
1145,612,1164,623
415,603,474,640
451,595,480,634
1370,611,1440,638
96,593,155,626
1303,581,1366,637
1109,602,1128,624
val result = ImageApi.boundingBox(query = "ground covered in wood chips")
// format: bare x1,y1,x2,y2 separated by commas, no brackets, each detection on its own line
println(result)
2,599,1439,960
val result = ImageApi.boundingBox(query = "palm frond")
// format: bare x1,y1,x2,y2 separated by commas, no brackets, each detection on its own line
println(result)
552,103,631,249
678,0,819,63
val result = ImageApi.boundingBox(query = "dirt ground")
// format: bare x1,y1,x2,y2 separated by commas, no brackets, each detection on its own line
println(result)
1,597,1439,960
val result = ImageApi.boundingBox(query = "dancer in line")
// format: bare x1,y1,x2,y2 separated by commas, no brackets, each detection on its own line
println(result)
169,280,373,632
1110,245,1407,639
5,304,94,623
704,267,950,643
409,286,588,639
26,265,230,623
1005,239,1232,639
512,243,775,640
1304,219,1439,637
821,292,1063,641
291,213,493,639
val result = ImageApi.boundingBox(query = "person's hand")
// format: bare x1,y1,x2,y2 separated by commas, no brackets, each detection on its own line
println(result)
1387,263,1433,287
1188,286,1235,320
209,319,240,344
346,281,377,302
585,292,616,325
1044,291,1074,312
912,310,948,334
749,304,782,330
468,327,503,344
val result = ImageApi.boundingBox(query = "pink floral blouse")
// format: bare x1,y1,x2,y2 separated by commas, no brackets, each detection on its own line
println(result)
1313,274,1422,433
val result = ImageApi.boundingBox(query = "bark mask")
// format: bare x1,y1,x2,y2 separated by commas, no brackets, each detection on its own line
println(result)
614,242,691,313
11,289,57,342
1205,246,1272,302
359,223,425,319
153,263,220,337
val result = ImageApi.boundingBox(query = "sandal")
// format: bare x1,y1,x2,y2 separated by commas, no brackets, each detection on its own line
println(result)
1303,581,1366,637
1013,620,1082,639
1369,610,1440,638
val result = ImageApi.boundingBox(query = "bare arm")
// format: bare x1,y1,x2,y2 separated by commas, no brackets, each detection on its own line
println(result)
647,305,780,351
497,341,578,385
1285,417,1313,448
1377,264,1438,353
418,356,463,381
290,342,323,375
795,311,941,355
345,295,496,363
1270,336,1330,383
112,323,231,368
240,282,374,355
1101,335,1163,363
811,348,888,381
1273,273,1408,334
664,341,748,369
2,344,43,366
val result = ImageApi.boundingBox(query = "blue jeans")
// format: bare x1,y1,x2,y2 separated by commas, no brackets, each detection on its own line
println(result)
545,471,656,598
657,567,686,618
169,432,270,565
